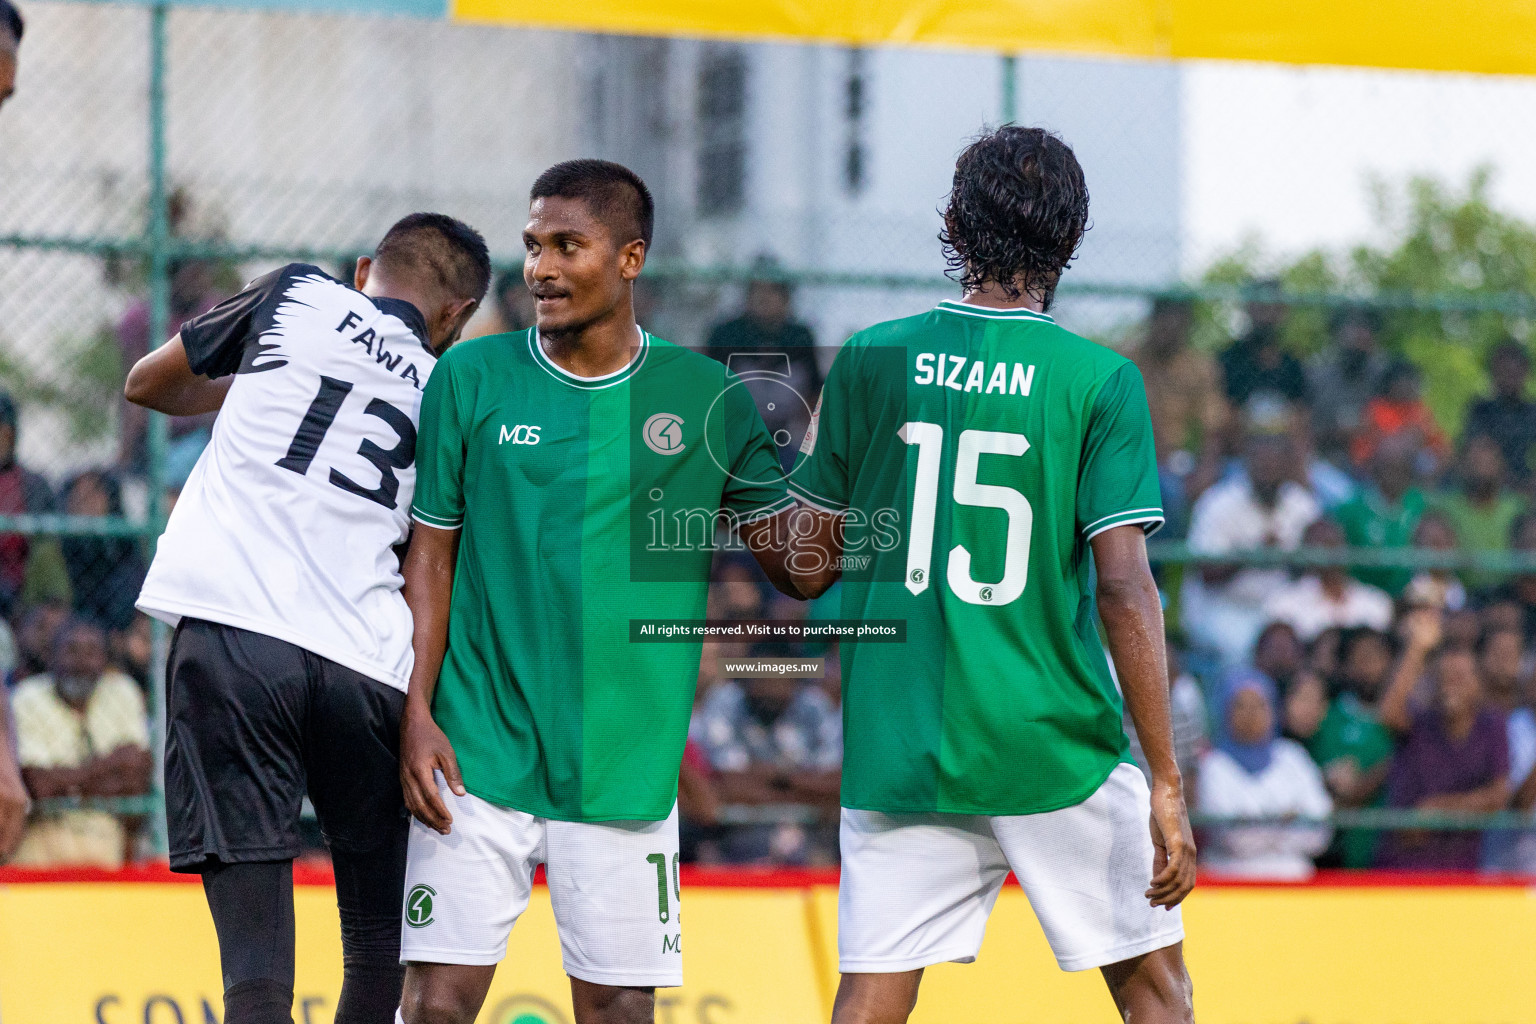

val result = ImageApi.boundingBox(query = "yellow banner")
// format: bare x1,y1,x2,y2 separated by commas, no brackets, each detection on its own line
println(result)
4,878,1536,1022
448,0,1536,77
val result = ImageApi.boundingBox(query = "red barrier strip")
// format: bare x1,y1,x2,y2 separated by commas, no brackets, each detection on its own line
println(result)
1,864,1532,888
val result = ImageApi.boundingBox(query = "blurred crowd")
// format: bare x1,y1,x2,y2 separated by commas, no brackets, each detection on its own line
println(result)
1128,292,1536,879
4,259,1536,880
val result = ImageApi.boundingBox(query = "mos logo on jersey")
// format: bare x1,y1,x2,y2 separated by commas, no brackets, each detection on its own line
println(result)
405,884,436,928
643,413,686,455
486,995,573,1024
499,424,542,446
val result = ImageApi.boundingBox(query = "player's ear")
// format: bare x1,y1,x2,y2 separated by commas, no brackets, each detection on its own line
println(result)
437,297,479,353
619,239,646,282
354,256,372,291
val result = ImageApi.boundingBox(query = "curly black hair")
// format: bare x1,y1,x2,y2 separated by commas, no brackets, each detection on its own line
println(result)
939,125,1090,305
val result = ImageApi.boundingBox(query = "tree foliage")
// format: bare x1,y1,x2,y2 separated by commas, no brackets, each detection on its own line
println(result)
1201,168,1536,434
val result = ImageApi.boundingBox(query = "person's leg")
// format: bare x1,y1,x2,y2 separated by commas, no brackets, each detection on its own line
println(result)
331,837,408,1024
829,970,924,1024
399,963,497,1024
303,658,411,1024
396,779,541,1024
544,805,684,1024
202,860,297,1024
834,809,1007,1024
569,978,655,1024
165,621,311,1024
1099,943,1194,1024
991,764,1188,1002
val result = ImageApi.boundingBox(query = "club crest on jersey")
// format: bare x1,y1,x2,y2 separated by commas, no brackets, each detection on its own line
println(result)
498,424,542,446
643,413,686,455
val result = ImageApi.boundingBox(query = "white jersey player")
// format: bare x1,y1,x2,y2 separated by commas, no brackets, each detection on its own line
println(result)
126,214,490,1024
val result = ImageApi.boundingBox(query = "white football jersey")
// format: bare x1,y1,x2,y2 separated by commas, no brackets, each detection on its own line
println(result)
138,264,439,691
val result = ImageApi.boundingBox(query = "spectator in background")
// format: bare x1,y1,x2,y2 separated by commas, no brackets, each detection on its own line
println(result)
1133,297,1228,535
1479,513,1536,640
1197,669,1333,879
1220,284,1307,410
0,0,19,112
1182,430,1320,665
705,260,822,467
10,618,152,868
1124,642,1207,793
1252,620,1307,695
693,663,842,865
1307,627,1397,867
1351,361,1449,472
1282,669,1329,744
1264,518,1394,642
1463,339,1536,489
109,612,153,690
0,391,67,617
14,600,67,681
60,470,147,631
1432,435,1527,592
116,257,229,477
1476,627,1535,872
1308,306,1389,468
1378,609,1509,871
0,0,28,863
1335,433,1428,595
1404,510,1469,614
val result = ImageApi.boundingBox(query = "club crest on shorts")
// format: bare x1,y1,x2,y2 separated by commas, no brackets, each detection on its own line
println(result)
405,884,436,928
643,413,686,455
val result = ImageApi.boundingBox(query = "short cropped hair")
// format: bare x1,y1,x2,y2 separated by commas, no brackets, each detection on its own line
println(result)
373,213,491,303
941,126,1089,303
0,0,21,44
530,159,654,250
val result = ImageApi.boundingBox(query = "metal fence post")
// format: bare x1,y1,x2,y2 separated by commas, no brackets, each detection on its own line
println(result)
1000,53,1018,125
145,1,171,859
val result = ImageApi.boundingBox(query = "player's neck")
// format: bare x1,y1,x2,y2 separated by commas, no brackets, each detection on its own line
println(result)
538,304,642,379
960,277,1051,314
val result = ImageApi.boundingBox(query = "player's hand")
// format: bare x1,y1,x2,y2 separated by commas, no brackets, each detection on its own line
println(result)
1145,779,1196,909
0,764,30,861
400,700,466,835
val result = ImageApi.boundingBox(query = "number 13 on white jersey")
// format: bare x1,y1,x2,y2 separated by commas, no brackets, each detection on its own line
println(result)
898,422,1033,606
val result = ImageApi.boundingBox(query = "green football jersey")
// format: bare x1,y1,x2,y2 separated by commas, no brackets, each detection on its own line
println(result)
412,328,791,822
790,300,1163,816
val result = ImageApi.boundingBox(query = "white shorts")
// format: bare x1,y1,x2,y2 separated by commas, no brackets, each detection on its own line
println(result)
400,779,683,988
838,762,1184,974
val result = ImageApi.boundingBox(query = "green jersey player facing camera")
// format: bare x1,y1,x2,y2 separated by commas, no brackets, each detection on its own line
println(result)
395,160,802,1024
788,126,1197,1023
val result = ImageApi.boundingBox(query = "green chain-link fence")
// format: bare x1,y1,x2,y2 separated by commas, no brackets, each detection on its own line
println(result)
5,1,1536,863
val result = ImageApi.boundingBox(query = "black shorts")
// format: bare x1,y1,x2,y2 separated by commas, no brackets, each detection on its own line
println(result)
165,617,408,872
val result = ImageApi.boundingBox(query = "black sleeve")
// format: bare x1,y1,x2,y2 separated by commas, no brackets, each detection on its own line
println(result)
180,264,309,379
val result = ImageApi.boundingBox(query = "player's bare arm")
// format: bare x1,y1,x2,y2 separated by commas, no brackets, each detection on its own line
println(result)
124,333,235,415
780,504,844,599
399,522,466,835
1092,524,1196,909
740,507,817,598
0,699,28,859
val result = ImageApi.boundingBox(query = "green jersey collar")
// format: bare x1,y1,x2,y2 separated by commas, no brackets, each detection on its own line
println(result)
529,325,650,390
935,299,1056,324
